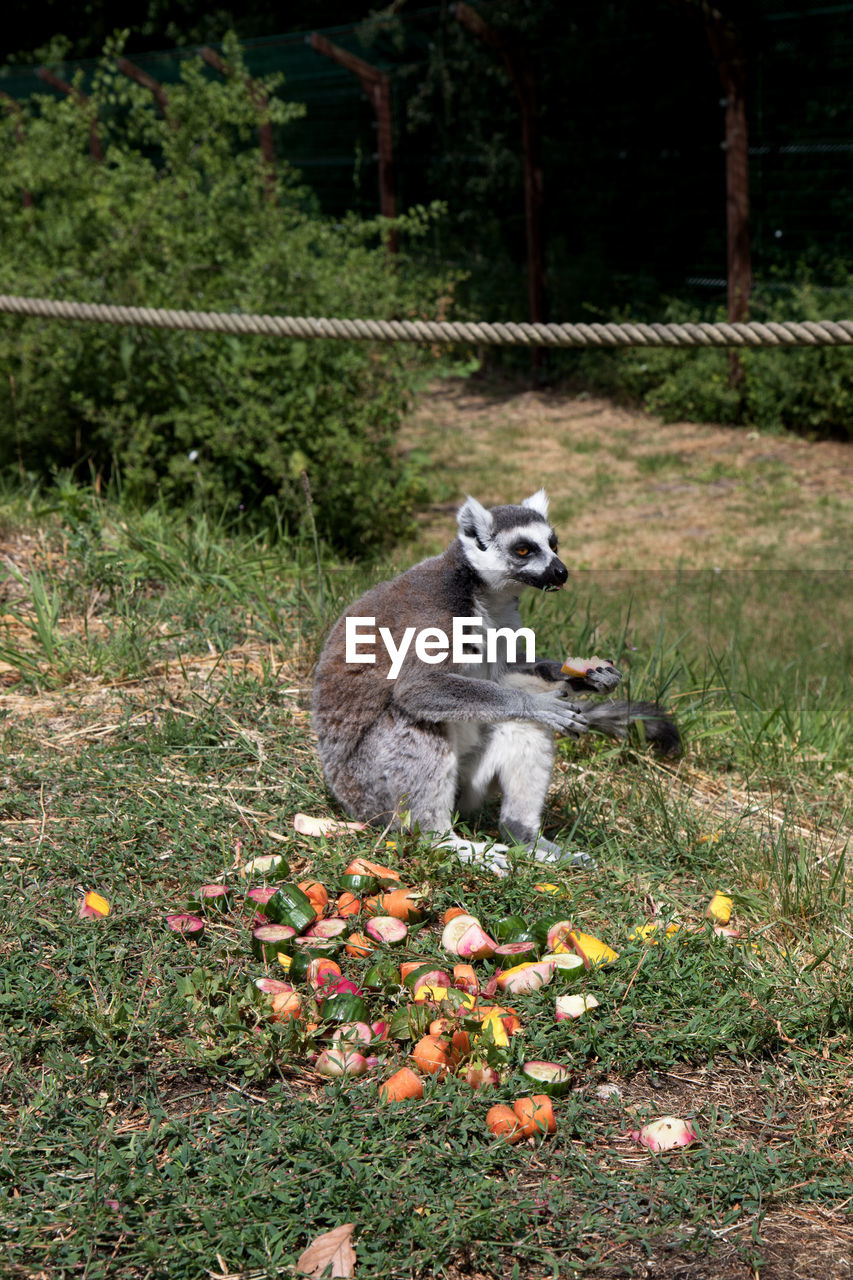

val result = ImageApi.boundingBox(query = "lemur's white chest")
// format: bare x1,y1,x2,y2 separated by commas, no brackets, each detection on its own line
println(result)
463,592,524,682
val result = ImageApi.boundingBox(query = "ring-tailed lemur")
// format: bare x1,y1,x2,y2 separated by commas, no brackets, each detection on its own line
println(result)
311,489,680,875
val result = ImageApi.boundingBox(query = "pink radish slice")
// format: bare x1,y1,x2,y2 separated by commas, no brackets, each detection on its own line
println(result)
305,917,349,940
291,936,339,953
365,916,408,945
314,1048,369,1077
254,977,294,996
251,924,297,961
316,975,363,1002
493,940,537,957
166,913,204,938
195,884,231,909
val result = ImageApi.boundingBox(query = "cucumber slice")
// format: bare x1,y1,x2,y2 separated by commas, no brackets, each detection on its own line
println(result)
362,959,402,991
251,924,296,962
264,884,316,933
239,853,291,881
530,918,561,948
286,948,313,982
492,914,530,943
339,872,379,895
320,992,370,1024
541,952,585,983
521,1060,572,1096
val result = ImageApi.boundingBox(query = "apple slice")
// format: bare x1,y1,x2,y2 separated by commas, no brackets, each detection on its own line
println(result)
567,930,618,967
555,993,599,1020
293,813,367,837
495,960,555,995
629,1116,697,1152
441,914,497,959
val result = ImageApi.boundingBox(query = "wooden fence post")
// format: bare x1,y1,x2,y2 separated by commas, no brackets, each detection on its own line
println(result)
200,46,276,203
675,1,752,386
0,92,34,207
453,2,547,350
36,67,103,160
116,57,171,120
308,33,397,253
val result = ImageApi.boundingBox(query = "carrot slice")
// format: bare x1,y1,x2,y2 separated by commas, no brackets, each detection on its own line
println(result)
486,1104,523,1143
512,1094,556,1137
344,932,375,958
379,1066,424,1102
452,964,479,995
345,858,401,883
336,891,362,917
412,1035,453,1077
298,880,329,918
442,906,468,925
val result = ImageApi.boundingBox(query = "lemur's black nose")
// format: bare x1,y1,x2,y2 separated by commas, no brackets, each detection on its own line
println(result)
549,558,569,586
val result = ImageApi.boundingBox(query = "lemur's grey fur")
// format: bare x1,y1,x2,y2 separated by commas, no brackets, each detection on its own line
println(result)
311,490,680,875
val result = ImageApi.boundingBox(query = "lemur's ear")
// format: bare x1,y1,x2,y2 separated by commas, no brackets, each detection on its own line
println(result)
522,488,549,519
457,495,494,548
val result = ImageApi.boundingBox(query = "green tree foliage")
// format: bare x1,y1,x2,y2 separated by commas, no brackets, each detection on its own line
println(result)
0,36,449,551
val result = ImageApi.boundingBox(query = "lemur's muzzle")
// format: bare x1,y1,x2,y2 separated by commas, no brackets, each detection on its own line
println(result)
530,556,569,590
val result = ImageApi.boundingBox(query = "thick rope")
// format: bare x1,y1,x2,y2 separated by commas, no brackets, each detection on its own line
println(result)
1,293,852,347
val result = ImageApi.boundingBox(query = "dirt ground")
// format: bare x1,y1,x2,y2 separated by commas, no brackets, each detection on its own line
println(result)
401,379,853,570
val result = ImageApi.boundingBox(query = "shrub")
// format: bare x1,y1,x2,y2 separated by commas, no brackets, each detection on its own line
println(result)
572,275,853,439
0,36,449,553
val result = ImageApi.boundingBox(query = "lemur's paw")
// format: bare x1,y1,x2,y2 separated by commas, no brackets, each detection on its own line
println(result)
536,691,589,736
532,837,596,870
434,836,510,877
561,656,622,694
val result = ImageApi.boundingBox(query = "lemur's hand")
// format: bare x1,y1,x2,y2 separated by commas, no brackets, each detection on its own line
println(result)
531,688,589,736
561,656,622,694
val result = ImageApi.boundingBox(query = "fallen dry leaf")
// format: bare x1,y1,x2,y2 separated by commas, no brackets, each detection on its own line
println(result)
296,1223,356,1278
294,813,367,837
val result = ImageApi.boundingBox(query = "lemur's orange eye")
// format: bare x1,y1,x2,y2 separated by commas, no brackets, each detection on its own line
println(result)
516,546,531,557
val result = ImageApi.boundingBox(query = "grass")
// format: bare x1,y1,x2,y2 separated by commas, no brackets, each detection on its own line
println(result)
1,481,852,1279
